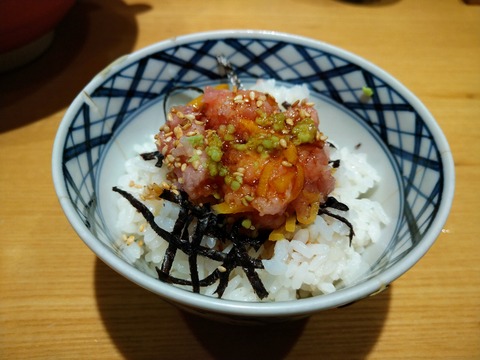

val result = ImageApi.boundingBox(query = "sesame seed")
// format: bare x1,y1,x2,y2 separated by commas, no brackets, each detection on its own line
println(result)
165,136,172,142
286,118,294,126
259,95,267,101
249,91,255,101
195,149,203,155
256,100,263,107
181,163,187,171
186,131,197,136
236,167,245,173
185,114,196,121
174,126,183,138
279,138,288,148
282,160,293,167
167,113,173,122
161,181,170,189
177,177,184,184
217,265,227,273
161,145,168,155
166,154,175,163
176,111,184,119
174,162,181,168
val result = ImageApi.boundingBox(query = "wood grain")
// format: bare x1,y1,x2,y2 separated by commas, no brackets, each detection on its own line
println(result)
1,0,479,358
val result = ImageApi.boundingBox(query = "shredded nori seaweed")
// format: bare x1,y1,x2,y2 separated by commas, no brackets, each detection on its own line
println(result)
114,185,354,298
319,197,355,245
112,186,269,299
327,141,337,149
216,55,244,90
140,151,164,168
322,196,350,212
329,159,341,168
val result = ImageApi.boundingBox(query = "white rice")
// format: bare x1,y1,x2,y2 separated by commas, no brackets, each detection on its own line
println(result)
114,81,390,302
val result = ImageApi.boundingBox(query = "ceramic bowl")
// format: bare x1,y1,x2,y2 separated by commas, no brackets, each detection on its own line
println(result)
52,30,454,323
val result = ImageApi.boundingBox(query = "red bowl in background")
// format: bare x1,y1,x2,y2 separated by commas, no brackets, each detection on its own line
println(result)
0,0,75,71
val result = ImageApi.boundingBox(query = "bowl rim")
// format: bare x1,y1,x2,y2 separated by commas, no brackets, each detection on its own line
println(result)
52,29,455,317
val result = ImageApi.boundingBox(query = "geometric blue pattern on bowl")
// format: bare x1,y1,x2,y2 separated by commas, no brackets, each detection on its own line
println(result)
60,32,445,287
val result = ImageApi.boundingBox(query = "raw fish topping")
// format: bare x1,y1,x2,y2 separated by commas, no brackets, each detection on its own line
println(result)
155,86,336,235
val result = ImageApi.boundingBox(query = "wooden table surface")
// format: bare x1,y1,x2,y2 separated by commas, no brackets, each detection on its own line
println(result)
1,0,479,358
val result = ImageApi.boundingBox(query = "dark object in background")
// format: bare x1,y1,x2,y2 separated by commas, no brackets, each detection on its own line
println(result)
0,0,76,72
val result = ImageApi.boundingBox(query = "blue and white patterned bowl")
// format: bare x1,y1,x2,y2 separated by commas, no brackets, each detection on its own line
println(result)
52,30,454,323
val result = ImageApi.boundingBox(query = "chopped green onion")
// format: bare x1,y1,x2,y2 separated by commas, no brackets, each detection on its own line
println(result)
362,86,374,97
292,118,316,145
186,134,204,147
230,180,241,191
241,218,252,229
